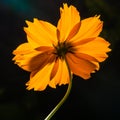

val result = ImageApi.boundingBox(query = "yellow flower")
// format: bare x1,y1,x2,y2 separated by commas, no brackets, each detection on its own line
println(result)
12,3,111,91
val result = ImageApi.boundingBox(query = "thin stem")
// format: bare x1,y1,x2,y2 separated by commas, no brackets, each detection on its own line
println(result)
44,58,72,120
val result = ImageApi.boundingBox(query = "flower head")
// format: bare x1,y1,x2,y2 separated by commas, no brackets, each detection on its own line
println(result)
12,3,111,91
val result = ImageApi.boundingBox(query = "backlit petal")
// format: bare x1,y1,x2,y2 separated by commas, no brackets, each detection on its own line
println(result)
26,62,55,91
57,3,80,42
26,52,55,71
13,43,55,71
12,43,33,55
66,22,81,42
91,62,100,71
59,59,70,85
74,53,98,62
66,53,97,79
74,53,100,70
74,37,111,62
24,18,57,48
49,59,69,88
35,46,54,52
70,15,103,43
50,59,59,80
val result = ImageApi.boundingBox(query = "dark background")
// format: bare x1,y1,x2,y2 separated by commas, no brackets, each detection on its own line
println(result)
0,0,120,120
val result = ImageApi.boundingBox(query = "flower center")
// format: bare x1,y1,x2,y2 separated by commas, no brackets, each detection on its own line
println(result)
54,42,73,59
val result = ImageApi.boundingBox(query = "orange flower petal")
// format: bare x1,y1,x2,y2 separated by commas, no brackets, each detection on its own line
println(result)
70,15,103,43
72,37,96,46
57,3,80,42
35,46,54,52
66,22,81,42
49,59,69,88
50,59,59,80
59,59,70,85
91,62,100,71
74,53,100,71
13,43,55,72
74,37,111,62
12,43,40,71
26,62,55,91
24,18,57,48
26,52,55,71
49,59,62,88
74,53,99,62
12,43,33,55
66,53,97,79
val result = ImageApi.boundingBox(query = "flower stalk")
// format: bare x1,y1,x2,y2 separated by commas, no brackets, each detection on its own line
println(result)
44,58,72,120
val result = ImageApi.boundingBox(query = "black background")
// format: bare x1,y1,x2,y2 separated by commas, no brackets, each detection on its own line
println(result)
0,0,120,120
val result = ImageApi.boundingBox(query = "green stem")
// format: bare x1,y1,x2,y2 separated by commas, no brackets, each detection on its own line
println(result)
44,58,72,120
